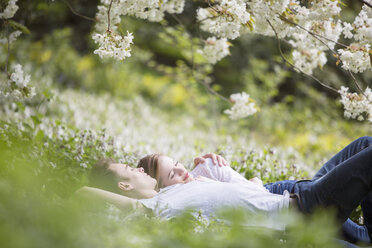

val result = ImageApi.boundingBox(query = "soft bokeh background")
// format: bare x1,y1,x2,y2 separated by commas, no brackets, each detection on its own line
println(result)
0,0,371,247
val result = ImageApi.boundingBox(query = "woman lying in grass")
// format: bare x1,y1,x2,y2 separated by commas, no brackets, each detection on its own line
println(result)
79,136,372,244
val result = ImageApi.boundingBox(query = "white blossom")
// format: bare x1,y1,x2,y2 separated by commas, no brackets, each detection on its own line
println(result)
0,0,18,19
10,64,30,88
197,0,252,40
338,86,372,123
342,22,354,39
338,44,371,73
0,31,22,44
353,5,372,42
224,92,257,120
199,37,230,64
292,49,327,74
92,31,134,61
0,64,35,102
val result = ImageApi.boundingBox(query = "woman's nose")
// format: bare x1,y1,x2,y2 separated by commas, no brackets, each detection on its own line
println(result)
175,167,185,175
138,167,144,173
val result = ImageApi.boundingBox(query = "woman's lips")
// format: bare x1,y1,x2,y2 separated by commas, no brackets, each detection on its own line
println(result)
184,172,189,181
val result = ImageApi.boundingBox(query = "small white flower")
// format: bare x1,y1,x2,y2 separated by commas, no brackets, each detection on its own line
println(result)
338,86,372,123
224,92,258,120
0,0,19,19
342,22,354,39
10,64,31,88
338,44,371,73
80,162,88,168
0,31,22,44
92,31,134,61
199,37,230,64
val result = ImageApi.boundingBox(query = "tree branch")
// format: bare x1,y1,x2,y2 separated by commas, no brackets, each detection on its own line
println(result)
170,14,196,71
62,0,95,22
358,0,372,8
266,19,339,94
5,22,10,77
107,0,114,31
198,78,230,102
280,15,348,49
348,71,369,100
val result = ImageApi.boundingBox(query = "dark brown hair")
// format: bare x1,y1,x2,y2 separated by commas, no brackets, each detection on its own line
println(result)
89,158,120,193
137,153,162,188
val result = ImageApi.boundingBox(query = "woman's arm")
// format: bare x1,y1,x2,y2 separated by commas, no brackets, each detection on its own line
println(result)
75,186,144,211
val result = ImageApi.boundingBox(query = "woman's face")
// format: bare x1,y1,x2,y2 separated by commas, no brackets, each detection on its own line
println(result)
156,155,194,188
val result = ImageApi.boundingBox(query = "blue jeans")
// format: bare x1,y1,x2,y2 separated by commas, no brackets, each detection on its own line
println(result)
265,136,372,244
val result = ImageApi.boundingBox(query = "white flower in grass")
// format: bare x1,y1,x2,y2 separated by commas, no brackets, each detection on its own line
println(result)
10,64,31,88
224,92,258,120
0,0,18,19
200,37,230,64
92,31,134,61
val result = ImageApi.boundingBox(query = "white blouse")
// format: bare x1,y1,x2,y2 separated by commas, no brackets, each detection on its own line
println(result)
139,159,290,222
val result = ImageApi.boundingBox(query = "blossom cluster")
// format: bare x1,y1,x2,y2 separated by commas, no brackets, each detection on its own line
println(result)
224,92,257,120
93,0,185,61
199,37,230,64
92,0,371,76
196,0,252,40
0,1,21,44
92,31,134,60
0,0,18,19
338,44,371,73
337,4,372,73
0,64,35,102
338,86,372,123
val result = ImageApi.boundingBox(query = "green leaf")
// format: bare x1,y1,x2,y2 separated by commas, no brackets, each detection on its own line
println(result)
15,101,25,112
8,20,31,34
31,115,41,125
35,130,45,143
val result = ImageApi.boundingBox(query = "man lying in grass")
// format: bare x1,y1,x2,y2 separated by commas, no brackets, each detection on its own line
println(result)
78,136,372,244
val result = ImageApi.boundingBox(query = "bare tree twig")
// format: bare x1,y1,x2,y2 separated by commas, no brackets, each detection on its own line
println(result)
170,13,229,103
170,14,196,72
107,0,114,31
62,0,95,22
5,23,10,77
280,15,348,49
198,78,230,102
294,25,338,56
348,71,368,98
266,19,339,94
358,0,372,8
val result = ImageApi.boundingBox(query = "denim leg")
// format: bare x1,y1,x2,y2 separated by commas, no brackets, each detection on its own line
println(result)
313,136,372,180
342,219,371,244
293,145,372,223
311,136,372,235
265,180,371,243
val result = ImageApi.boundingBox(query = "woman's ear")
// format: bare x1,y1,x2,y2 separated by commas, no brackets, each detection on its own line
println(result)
118,182,133,192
